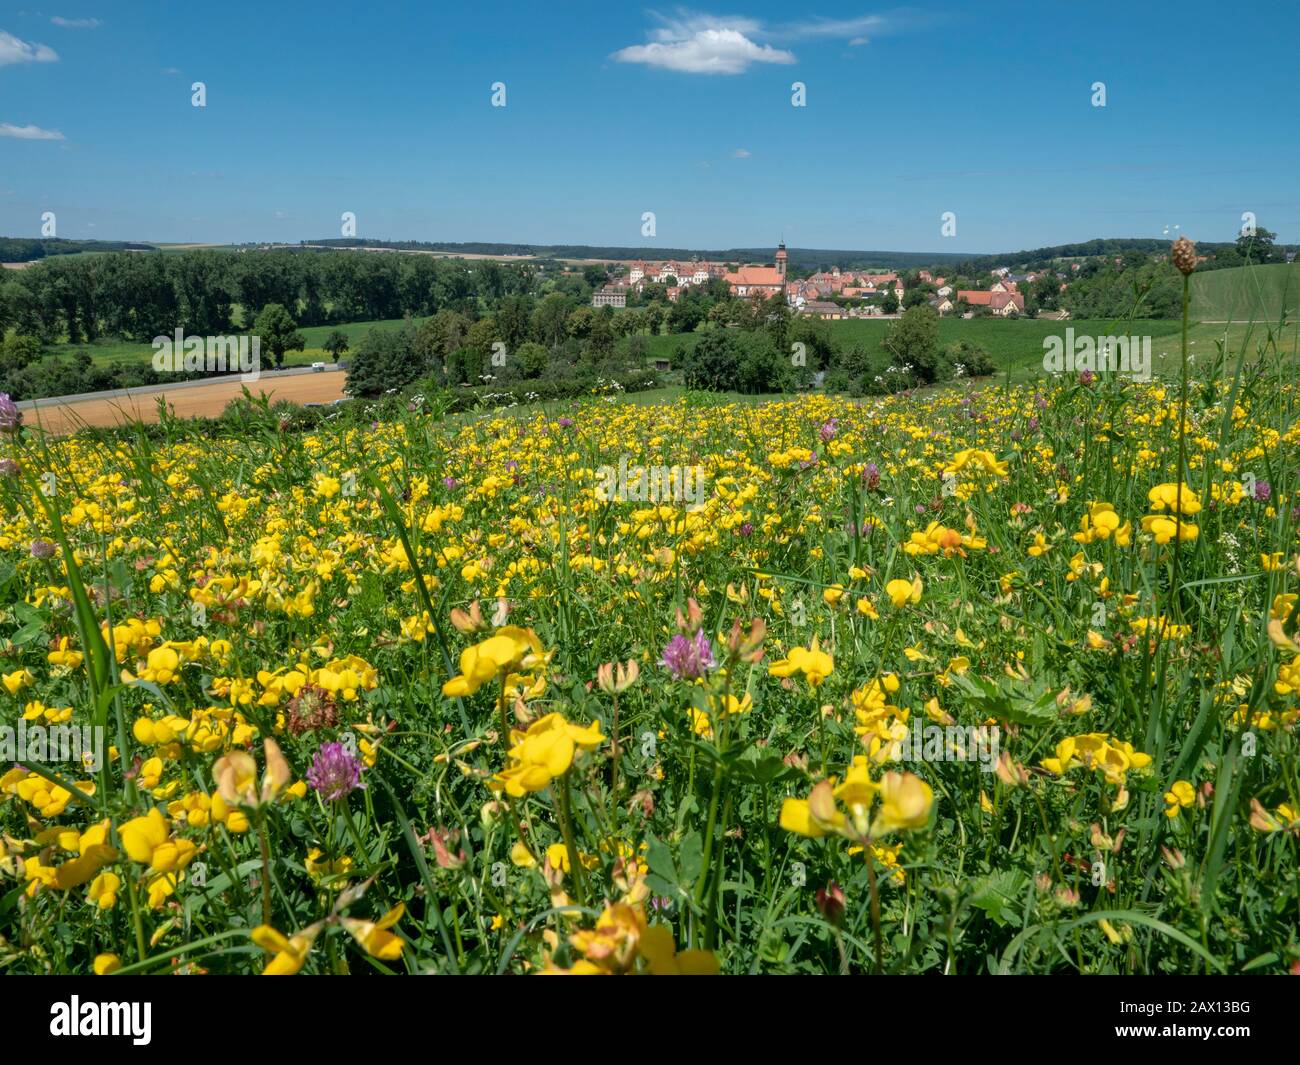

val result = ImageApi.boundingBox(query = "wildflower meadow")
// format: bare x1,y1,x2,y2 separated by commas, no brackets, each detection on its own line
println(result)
1,267,1297,977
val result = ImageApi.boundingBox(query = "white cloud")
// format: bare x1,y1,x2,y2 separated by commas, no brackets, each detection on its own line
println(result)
613,14,794,74
0,123,66,140
732,148,751,158
611,10,921,74
51,16,103,28
0,30,59,65
776,15,886,40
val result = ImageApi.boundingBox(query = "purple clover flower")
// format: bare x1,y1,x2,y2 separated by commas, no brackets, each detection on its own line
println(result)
0,393,21,435
307,742,365,801
29,539,55,560
1254,480,1271,502
659,629,715,681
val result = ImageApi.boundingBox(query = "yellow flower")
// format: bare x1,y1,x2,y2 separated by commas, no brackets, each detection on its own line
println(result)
252,922,323,975
945,449,1008,478
93,953,121,975
1073,502,1123,543
212,738,292,809
885,576,923,608
568,902,644,974
780,795,831,838
46,637,84,669
2,669,35,696
1141,514,1198,544
767,636,834,687
342,903,407,960
1147,482,1201,516
442,626,547,697
638,923,721,975
119,808,197,874
305,848,354,888
688,707,713,738
904,521,985,558
782,762,932,843
1040,732,1151,785
1163,779,1195,818
492,712,605,797
88,871,121,910
872,772,935,835
1248,799,1298,834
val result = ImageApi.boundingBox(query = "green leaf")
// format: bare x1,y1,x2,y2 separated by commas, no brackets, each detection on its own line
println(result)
949,672,1058,727
644,831,677,887
969,870,1028,928
677,831,704,885
10,622,46,647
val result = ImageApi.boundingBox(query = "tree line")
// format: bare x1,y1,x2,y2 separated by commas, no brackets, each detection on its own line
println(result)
0,249,550,346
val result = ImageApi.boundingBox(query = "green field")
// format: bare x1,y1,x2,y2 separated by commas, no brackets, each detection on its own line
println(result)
1190,261,1298,322
44,311,1300,385
53,316,427,369
644,318,1194,377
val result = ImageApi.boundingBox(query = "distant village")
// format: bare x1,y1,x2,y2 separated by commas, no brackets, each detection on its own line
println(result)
592,242,1074,321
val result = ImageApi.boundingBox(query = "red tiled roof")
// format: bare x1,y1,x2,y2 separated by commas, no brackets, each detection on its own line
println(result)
725,266,785,286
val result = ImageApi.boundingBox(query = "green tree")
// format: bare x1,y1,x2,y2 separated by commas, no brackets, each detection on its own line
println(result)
683,331,740,391
943,340,996,378
683,329,794,394
252,303,306,369
565,306,596,340
513,340,549,379
322,329,350,362
530,292,572,348
1236,226,1276,264
344,322,422,396
643,303,666,336
882,305,941,384
495,294,533,351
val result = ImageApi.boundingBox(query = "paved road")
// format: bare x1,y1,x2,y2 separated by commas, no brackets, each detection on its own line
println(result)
18,370,350,435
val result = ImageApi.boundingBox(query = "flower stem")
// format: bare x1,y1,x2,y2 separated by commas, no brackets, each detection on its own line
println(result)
557,773,588,906
1172,272,1190,621
864,844,883,974
257,819,273,926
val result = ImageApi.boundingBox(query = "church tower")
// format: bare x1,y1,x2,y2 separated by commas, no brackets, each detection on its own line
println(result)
775,241,787,278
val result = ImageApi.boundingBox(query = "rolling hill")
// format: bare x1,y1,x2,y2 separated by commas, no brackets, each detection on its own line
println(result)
1190,262,1298,322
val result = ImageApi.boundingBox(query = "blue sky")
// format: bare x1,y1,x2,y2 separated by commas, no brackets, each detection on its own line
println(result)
0,1,1295,253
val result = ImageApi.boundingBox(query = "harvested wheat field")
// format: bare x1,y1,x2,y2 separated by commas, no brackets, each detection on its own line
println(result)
19,371,349,435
